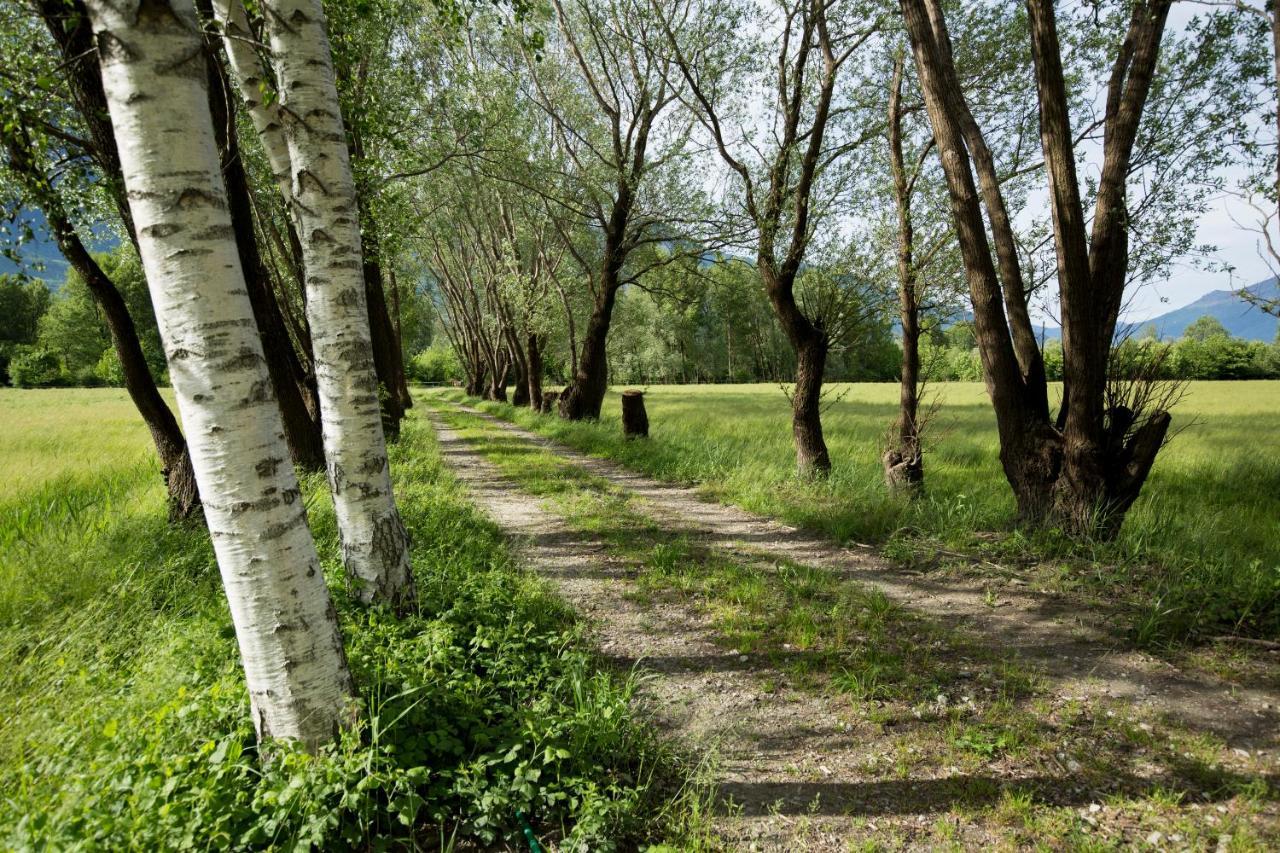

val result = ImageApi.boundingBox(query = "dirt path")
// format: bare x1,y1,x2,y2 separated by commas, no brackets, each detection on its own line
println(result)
428,403,1279,849
443,403,1279,747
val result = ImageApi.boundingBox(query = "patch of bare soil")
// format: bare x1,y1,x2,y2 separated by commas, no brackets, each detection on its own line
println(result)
429,406,1279,850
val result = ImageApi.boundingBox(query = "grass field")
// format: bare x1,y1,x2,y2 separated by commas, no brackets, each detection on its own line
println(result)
446,381,1280,645
1,383,1275,847
0,388,706,849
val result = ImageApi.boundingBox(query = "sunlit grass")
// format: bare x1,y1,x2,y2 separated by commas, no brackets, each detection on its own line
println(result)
0,389,708,848
440,381,1280,643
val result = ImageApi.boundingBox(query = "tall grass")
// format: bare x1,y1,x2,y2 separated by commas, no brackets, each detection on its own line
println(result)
446,381,1280,644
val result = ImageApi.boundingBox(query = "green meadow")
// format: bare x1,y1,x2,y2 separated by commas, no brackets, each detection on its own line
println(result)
0,388,706,849
446,380,1280,645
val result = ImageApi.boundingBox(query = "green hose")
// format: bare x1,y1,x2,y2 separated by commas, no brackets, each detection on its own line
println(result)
516,809,543,853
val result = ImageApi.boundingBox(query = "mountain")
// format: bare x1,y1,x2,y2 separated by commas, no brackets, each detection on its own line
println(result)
0,210,69,284
927,279,1279,344
0,209,119,287
1120,278,1279,342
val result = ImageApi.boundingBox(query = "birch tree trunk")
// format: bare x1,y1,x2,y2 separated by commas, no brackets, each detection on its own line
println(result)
87,0,356,749
259,0,416,610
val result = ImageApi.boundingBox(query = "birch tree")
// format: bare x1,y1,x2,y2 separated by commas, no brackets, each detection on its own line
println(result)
254,0,416,609
85,0,355,748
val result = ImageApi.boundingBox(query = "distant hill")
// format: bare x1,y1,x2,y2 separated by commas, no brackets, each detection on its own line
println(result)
0,209,119,287
0,210,69,284
1119,278,1279,342
926,278,1279,344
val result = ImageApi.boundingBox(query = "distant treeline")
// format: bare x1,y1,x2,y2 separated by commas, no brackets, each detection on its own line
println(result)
1,247,436,389
6,262,1279,389
922,315,1280,383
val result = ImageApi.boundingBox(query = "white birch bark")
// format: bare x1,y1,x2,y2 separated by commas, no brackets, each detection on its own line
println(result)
211,0,295,206
86,0,356,750
259,0,416,609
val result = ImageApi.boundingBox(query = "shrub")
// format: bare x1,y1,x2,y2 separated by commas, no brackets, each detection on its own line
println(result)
7,346,64,388
408,344,463,384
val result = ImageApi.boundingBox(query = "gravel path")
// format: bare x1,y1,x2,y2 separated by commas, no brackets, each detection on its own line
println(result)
427,403,1279,849
445,403,1279,746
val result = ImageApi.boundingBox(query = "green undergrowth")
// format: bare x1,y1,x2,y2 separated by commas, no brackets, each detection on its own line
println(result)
431,401,1279,849
436,384,1280,647
0,403,707,850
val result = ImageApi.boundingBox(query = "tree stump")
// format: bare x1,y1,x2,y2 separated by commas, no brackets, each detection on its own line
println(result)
539,390,560,415
621,390,648,439
882,447,923,496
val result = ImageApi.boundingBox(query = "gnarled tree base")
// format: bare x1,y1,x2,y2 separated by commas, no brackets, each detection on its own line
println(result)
882,445,923,496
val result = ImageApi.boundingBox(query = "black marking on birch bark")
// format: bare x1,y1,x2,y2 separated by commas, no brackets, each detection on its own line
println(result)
238,379,273,407
296,170,329,197
156,44,206,80
358,455,388,475
94,32,136,65
217,346,264,371
141,222,183,239
194,224,236,241
228,495,282,515
198,317,256,330
261,508,307,540
174,187,226,210
335,287,361,307
171,247,213,258
255,456,285,478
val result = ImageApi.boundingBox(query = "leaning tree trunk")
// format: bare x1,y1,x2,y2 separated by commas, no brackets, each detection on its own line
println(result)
61,213,202,519
361,228,409,434
87,0,355,749
559,284,618,420
0,131,202,521
791,334,831,477
261,0,415,610
510,341,530,407
203,27,326,472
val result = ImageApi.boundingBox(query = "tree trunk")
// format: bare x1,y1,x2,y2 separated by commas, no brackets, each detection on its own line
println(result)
791,335,831,477
526,334,544,410
362,227,411,431
202,20,326,472
885,53,923,495
87,0,355,749
261,0,415,609
559,283,617,420
1,132,201,522
511,351,530,407
621,390,648,439
903,0,1174,536
485,357,509,402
